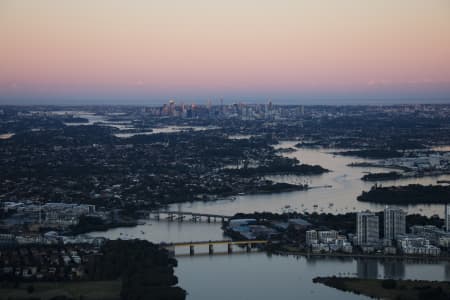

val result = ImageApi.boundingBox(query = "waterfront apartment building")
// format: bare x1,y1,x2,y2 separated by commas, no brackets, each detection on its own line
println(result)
396,235,441,256
318,230,338,243
357,212,379,246
305,230,318,246
410,225,450,247
384,207,406,241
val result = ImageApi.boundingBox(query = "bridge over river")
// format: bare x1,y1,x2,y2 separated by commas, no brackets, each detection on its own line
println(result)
160,239,269,256
150,210,232,223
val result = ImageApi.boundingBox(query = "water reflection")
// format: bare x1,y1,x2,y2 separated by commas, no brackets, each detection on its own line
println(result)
175,254,450,300
382,260,405,279
356,259,379,279
445,263,450,278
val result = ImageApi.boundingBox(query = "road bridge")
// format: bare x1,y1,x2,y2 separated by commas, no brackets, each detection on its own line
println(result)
150,210,232,223
160,239,269,256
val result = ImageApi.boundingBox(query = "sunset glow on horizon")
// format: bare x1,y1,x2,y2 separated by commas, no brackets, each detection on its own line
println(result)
1,0,450,104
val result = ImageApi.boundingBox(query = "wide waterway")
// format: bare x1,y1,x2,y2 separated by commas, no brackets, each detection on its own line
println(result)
161,141,450,218
88,141,450,299
60,112,450,217
176,254,450,300
13,110,450,298
89,218,450,300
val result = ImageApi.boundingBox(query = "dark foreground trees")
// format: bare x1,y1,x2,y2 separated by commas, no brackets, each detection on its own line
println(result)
87,240,186,300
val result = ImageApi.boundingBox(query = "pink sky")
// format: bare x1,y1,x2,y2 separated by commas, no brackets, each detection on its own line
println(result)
1,0,450,104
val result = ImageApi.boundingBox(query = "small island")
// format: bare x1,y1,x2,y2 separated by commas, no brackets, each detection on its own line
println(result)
335,149,404,159
361,171,403,181
357,184,450,204
224,158,329,177
313,277,450,300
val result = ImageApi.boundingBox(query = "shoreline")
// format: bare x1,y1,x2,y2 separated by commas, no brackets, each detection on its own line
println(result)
273,249,450,261
313,277,450,300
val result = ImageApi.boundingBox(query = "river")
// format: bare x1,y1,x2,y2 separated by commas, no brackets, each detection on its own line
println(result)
88,141,450,299
162,141,450,217
176,254,450,300
89,217,450,300
61,113,450,218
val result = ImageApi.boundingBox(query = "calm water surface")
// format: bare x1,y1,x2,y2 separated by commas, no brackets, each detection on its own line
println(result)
88,140,450,299
165,141,450,217
90,220,450,300
176,254,450,300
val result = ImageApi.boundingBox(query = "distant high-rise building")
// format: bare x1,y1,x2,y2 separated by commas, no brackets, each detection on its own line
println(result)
168,99,176,116
446,204,450,232
267,98,273,111
384,207,406,240
357,211,379,245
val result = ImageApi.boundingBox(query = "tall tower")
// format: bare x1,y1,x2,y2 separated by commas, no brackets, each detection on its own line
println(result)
267,98,273,111
169,99,175,116
357,211,379,246
384,207,406,240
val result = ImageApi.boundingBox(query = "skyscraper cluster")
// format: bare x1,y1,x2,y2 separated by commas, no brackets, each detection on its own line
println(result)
356,207,406,246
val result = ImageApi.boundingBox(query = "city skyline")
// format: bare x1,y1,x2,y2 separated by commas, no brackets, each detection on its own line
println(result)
1,0,450,105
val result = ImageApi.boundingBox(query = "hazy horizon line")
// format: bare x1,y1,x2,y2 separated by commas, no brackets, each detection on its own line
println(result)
1,97,450,107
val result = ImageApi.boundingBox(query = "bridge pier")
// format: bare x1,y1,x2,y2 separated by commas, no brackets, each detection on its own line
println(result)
163,239,268,257
207,216,211,223
165,245,175,257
